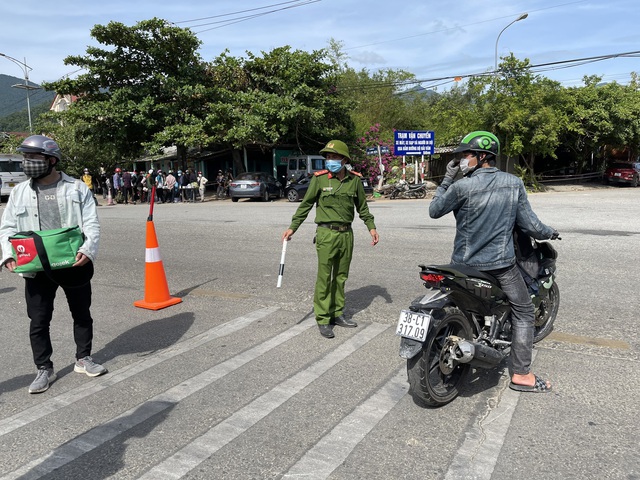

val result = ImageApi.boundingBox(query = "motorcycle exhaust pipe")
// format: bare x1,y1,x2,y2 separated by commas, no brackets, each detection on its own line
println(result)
454,340,506,369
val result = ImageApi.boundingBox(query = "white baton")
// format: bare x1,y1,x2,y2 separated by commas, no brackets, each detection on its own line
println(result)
276,240,288,288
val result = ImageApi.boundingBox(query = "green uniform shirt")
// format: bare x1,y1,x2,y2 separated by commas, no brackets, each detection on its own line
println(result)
289,170,376,232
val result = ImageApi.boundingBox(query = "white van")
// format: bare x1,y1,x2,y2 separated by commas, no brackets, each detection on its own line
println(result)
285,155,325,183
0,154,27,197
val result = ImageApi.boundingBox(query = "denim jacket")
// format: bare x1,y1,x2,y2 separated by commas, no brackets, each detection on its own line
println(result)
0,172,100,273
429,167,554,270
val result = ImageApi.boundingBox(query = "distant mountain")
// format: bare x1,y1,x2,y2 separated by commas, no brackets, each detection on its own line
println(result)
0,74,56,116
0,74,56,131
402,85,438,99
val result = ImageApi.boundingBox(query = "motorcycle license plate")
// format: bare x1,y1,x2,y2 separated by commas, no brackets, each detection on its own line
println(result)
396,310,430,342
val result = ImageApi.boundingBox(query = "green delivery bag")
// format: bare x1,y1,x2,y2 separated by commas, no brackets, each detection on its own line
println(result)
9,226,84,274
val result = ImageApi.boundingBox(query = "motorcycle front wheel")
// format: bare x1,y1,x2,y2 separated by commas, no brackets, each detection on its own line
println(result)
407,308,473,407
417,188,427,199
533,282,559,342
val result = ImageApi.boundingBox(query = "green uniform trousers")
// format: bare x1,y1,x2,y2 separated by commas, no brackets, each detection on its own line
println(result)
314,227,354,325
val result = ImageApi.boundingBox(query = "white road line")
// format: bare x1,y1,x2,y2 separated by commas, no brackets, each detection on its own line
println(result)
139,323,390,480
283,366,408,479
444,351,538,480
0,306,278,437
2,318,315,480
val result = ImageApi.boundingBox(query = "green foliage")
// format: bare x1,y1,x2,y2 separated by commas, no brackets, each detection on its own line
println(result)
4,20,639,180
0,133,24,153
44,18,209,164
206,46,353,152
512,163,545,192
336,66,423,139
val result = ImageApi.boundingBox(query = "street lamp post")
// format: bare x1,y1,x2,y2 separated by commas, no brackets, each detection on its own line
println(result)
0,53,38,133
494,13,528,80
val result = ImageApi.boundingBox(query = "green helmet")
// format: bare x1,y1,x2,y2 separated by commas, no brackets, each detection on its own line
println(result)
320,140,351,161
453,131,500,157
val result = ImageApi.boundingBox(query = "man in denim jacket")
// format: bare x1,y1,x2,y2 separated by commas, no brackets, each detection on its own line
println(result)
429,131,558,393
0,135,106,394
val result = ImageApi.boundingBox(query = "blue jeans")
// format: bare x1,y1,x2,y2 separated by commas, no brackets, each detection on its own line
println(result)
484,263,535,375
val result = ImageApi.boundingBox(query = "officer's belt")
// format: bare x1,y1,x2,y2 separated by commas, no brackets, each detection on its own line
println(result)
318,223,352,232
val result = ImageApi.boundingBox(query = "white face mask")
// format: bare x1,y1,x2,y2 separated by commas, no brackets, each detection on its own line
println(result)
459,157,477,176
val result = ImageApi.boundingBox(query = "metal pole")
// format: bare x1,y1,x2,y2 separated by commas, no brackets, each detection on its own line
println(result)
0,53,35,133
23,57,32,133
494,13,528,81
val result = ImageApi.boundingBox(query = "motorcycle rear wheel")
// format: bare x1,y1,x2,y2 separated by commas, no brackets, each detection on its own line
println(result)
533,282,559,342
407,308,473,407
417,188,427,199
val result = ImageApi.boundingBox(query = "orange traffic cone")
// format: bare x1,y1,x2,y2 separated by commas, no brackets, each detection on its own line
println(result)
107,187,115,206
134,220,182,310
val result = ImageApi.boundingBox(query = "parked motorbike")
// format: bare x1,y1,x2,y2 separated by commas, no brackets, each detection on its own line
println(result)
396,230,559,407
389,180,427,199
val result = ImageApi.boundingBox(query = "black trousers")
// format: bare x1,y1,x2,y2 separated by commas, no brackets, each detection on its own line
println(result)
25,270,94,369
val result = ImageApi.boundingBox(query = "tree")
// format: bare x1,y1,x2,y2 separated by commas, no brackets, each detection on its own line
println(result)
422,76,490,146
0,133,24,154
205,46,354,173
491,55,569,183
44,18,211,167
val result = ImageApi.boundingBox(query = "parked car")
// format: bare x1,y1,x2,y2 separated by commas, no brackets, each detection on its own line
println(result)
284,173,374,202
229,172,282,202
604,162,640,187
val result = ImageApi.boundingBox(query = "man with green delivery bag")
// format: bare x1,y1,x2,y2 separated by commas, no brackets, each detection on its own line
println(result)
282,140,379,338
0,135,107,394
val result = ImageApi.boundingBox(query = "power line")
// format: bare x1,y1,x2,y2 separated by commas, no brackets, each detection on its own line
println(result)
185,0,321,33
174,0,311,24
337,50,640,92
343,0,588,51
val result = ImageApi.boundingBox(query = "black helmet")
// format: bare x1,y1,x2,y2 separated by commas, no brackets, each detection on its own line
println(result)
453,131,500,157
17,135,62,162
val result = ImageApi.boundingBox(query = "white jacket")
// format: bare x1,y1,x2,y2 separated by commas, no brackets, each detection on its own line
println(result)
0,172,100,271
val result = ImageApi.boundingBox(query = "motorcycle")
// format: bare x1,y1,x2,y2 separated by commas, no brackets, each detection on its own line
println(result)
396,229,559,407
389,180,427,199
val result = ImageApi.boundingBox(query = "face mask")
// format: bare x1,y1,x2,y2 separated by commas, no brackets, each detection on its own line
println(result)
459,157,477,177
23,158,52,179
326,160,343,173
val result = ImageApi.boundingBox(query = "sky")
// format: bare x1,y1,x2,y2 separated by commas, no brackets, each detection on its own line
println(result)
1,0,639,102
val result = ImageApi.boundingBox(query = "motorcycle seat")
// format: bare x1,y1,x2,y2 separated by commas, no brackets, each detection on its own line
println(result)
431,264,498,284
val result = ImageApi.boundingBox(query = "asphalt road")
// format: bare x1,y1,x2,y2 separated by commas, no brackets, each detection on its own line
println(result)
0,186,638,480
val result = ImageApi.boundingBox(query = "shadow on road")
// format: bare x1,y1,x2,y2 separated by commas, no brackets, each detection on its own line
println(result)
31,400,177,479
51,312,196,382
346,284,392,317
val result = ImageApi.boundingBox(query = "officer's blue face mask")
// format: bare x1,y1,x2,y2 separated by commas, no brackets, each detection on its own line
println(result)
326,160,344,173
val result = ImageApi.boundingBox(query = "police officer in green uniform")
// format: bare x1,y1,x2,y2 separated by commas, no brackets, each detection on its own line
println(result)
282,140,379,338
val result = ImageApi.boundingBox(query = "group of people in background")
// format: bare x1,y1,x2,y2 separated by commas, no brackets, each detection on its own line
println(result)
80,167,235,205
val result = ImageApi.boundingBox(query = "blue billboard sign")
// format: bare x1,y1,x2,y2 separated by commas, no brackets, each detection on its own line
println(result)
394,130,435,155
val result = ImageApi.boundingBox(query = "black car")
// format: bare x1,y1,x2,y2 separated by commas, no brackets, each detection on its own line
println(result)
284,173,374,202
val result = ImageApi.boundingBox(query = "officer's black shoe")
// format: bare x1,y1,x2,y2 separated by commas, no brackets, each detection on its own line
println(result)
332,315,357,328
318,324,335,338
